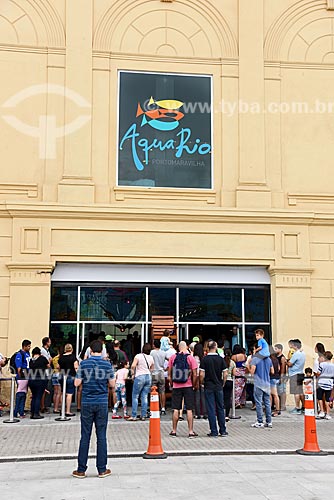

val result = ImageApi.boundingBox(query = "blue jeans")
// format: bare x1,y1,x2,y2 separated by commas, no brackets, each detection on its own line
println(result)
131,374,151,418
204,389,226,436
14,392,26,417
254,386,272,424
78,404,108,474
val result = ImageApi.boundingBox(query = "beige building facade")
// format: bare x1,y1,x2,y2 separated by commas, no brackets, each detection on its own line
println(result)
1,0,334,361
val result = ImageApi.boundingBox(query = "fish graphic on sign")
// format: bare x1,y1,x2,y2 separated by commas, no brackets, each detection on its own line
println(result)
136,96,184,131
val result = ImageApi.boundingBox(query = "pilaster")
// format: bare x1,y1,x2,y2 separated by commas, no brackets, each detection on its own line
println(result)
269,267,314,363
7,263,54,353
58,0,94,204
237,0,269,208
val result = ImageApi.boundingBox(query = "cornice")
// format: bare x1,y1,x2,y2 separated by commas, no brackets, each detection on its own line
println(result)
265,60,334,71
0,201,319,225
0,44,65,55
93,50,238,67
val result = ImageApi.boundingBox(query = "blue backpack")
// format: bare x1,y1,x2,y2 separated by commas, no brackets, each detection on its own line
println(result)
172,353,190,383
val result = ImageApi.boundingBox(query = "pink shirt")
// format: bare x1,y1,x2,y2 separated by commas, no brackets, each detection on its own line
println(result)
134,353,154,376
116,367,128,385
168,353,197,388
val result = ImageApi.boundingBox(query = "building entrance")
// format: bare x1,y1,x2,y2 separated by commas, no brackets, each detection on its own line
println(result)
188,324,241,348
50,264,272,356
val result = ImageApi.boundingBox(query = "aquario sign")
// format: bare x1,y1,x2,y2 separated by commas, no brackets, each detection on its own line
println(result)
118,72,212,189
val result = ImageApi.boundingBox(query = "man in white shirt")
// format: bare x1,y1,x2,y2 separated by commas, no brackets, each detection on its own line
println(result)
150,339,168,415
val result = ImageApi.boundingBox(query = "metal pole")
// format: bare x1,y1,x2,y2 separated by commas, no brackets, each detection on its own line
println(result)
55,374,71,421
230,375,241,420
313,375,318,416
3,376,20,424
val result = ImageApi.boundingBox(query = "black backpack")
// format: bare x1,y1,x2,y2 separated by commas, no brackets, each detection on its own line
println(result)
172,353,190,383
9,351,25,376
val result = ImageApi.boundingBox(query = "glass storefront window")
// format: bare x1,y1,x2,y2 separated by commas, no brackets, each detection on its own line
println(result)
50,286,77,321
244,287,270,322
245,325,271,353
118,71,212,189
179,288,242,322
49,323,78,355
149,288,176,319
80,287,145,322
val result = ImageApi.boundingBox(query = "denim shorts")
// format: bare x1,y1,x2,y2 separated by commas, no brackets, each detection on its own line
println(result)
270,379,280,387
277,382,286,395
60,375,75,395
52,373,60,387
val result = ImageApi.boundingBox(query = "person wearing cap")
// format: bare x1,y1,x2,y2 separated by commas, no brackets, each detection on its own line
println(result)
192,336,200,343
113,340,128,368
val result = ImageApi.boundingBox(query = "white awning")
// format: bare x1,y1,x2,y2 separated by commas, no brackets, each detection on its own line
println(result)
51,264,270,285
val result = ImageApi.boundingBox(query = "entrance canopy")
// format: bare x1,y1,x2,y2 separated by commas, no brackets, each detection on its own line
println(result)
51,264,270,285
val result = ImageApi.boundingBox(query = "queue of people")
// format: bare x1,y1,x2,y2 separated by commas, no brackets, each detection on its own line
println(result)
1,331,334,432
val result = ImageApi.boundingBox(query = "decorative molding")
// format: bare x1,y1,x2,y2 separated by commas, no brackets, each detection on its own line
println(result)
327,0,334,10
92,50,237,67
288,193,334,206
94,0,238,58
265,0,334,62
113,187,217,205
0,0,65,47
269,267,313,288
266,60,334,70
0,183,38,198
7,263,54,286
21,227,41,254
281,232,300,259
0,44,65,55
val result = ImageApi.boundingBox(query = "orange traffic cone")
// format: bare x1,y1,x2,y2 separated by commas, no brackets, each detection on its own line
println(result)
296,377,327,455
143,386,167,459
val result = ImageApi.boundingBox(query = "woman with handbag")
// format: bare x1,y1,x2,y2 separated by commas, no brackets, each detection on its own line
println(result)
128,343,154,421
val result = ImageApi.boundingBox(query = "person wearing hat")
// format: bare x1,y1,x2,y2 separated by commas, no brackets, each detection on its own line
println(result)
192,336,200,343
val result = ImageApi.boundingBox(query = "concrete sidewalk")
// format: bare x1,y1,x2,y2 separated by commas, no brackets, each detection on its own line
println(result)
1,407,333,461
1,455,334,500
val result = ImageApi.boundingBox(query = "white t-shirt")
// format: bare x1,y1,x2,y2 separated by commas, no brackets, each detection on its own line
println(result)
163,347,176,376
85,345,107,359
41,346,52,361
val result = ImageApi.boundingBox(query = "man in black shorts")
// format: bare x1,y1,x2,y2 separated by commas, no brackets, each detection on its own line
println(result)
168,341,198,438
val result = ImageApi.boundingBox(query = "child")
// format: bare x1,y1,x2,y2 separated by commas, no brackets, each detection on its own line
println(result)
160,329,172,352
304,367,313,378
112,361,130,419
13,379,28,418
287,341,296,361
253,329,270,359
316,351,334,420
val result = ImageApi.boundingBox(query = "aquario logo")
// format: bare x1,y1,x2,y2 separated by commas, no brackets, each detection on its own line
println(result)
118,72,212,189
119,95,211,172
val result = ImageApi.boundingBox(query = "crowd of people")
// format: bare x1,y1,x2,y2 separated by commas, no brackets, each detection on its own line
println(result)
0,330,334,429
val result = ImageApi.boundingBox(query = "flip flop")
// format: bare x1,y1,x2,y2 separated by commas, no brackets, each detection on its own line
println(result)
169,431,177,437
188,432,198,438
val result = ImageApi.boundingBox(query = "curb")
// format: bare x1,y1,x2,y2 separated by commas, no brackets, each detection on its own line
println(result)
1,448,334,463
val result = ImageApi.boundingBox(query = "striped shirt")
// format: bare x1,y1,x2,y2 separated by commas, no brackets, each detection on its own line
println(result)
318,361,334,391
76,356,114,405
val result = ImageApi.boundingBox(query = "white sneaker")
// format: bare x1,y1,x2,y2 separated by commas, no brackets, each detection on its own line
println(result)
318,411,326,419
251,421,264,428
325,414,332,420
264,422,272,428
